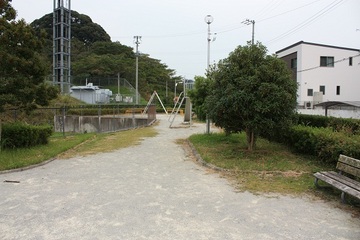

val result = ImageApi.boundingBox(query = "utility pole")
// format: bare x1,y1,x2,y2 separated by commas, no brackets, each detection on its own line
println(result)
134,36,141,105
205,15,214,71
242,19,255,45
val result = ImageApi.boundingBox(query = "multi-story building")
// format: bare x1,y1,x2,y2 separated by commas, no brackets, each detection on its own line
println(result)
276,41,360,109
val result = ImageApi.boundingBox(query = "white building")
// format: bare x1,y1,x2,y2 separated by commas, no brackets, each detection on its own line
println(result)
276,41,360,109
70,83,112,104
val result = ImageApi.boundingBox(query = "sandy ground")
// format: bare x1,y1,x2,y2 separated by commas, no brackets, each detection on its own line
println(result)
0,114,359,240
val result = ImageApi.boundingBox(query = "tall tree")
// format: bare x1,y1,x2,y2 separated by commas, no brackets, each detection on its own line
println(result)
205,42,297,151
31,11,111,45
0,0,58,112
188,76,212,121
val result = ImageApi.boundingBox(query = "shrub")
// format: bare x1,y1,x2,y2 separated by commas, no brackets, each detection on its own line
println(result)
296,114,330,128
296,114,360,135
285,125,360,164
1,123,53,149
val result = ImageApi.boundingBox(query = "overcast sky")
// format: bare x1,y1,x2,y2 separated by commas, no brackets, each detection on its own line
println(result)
12,0,360,79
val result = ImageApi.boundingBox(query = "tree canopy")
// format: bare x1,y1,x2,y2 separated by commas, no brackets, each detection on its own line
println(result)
205,42,297,150
188,76,212,121
31,10,111,45
0,0,58,112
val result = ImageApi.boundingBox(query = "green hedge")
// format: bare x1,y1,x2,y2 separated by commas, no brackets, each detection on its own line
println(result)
295,114,330,128
1,123,53,149
296,114,360,135
285,125,360,164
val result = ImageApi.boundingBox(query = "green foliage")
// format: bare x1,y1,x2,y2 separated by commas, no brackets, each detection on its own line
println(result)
281,125,360,164
206,42,297,150
1,122,52,149
0,1,58,112
0,133,95,171
188,76,212,121
31,11,111,45
295,114,329,128
71,42,176,102
296,114,360,135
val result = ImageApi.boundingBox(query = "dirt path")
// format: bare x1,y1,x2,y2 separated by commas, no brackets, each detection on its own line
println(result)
0,114,359,239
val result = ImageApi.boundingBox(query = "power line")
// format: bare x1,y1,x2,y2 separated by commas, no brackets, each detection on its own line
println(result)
112,1,329,40
266,0,346,45
257,0,323,23
297,53,360,73
252,0,284,20
216,0,324,35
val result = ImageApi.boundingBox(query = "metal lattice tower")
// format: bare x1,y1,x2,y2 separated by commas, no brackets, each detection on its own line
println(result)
53,0,71,94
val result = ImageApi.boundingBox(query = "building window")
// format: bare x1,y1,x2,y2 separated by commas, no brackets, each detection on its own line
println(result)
320,85,325,95
349,57,353,66
336,86,340,95
307,89,313,96
320,56,334,67
291,58,297,69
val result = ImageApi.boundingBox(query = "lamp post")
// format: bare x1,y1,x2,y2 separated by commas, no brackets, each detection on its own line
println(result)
134,36,141,105
175,82,178,98
205,15,214,71
174,80,182,98
242,19,255,45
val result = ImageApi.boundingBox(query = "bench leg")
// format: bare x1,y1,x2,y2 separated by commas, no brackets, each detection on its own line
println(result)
341,192,346,204
314,177,320,188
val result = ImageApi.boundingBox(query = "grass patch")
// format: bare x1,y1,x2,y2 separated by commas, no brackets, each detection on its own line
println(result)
58,126,158,158
0,133,94,171
0,126,158,171
189,133,333,195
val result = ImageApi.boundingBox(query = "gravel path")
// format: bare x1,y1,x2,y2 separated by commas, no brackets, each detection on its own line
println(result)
0,114,359,239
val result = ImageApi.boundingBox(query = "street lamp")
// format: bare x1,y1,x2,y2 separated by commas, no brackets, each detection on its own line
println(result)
175,82,178,98
205,15,214,71
174,80,182,98
242,19,255,45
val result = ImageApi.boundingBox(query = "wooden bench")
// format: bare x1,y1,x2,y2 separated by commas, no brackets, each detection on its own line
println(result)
314,154,360,203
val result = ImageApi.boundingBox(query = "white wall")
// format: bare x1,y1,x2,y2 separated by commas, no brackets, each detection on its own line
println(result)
300,44,360,103
277,42,360,105
298,108,360,119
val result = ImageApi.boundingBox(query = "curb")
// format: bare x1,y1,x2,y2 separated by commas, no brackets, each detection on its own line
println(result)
185,139,232,173
0,158,57,175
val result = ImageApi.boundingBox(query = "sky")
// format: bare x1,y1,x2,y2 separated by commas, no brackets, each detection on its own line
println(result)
11,0,360,80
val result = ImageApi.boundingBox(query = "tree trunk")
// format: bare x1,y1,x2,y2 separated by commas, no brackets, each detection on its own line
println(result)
246,128,256,151
0,119,2,152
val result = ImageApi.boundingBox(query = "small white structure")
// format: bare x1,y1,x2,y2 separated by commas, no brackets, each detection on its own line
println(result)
276,41,360,108
70,83,112,104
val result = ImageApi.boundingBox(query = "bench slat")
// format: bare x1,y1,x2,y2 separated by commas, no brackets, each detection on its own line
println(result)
314,172,360,200
337,155,360,178
318,171,360,191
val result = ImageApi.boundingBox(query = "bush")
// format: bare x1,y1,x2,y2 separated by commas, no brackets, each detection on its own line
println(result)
296,114,330,128
296,114,360,135
1,123,53,149
286,125,360,164
327,117,360,135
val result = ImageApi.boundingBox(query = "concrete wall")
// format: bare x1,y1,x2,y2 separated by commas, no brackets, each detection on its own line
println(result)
54,115,156,133
297,108,360,119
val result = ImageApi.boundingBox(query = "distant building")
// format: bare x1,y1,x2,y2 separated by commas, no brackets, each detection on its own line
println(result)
276,41,360,109
70,83,112,104
185,79,195,91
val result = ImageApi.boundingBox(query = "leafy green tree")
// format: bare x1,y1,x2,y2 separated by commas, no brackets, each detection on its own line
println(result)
0,0,58,112
188,76,212,121
31,11,111,45
206,42,297,151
